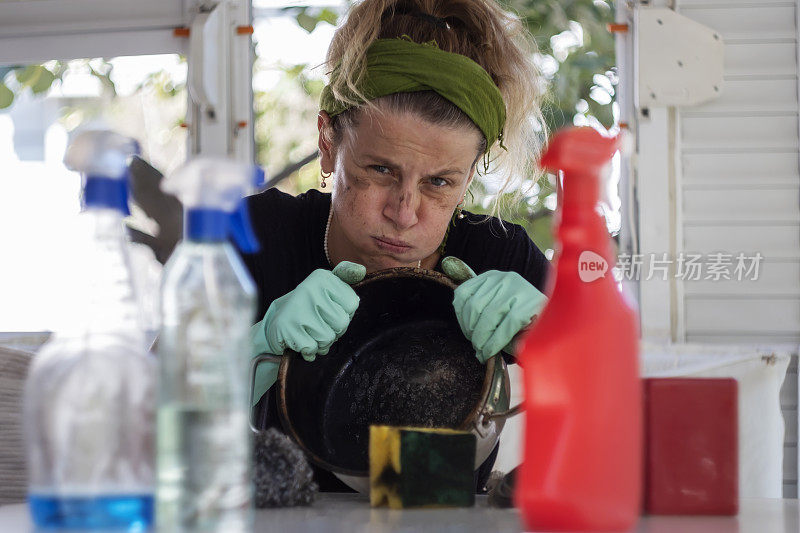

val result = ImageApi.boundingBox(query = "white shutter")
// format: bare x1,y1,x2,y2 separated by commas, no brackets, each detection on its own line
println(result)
676,1,800,346
676,0,800,498
623,0,800,496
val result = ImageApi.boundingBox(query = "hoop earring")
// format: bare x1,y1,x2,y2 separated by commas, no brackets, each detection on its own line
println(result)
455,197,466,220
320,169,331,189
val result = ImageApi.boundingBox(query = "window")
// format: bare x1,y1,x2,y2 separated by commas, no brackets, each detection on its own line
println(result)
0,55,187,333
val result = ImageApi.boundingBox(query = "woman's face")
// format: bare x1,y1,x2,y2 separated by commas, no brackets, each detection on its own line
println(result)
319,108,481,272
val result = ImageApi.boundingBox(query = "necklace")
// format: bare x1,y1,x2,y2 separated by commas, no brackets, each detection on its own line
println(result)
324,206,422,268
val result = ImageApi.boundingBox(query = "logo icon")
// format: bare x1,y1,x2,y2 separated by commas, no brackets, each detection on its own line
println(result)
578,251,608,282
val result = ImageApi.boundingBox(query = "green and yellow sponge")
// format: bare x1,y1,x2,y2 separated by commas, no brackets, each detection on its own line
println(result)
369,425,477,509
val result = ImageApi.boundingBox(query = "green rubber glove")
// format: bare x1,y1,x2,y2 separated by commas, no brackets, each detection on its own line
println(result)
442,256,546,364
249,261,366,406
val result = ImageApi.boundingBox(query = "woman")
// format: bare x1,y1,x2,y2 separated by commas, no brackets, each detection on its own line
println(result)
241,0,550,491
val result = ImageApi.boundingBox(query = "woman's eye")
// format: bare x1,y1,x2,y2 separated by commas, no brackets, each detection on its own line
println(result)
429,177,448,187
371,165,391,174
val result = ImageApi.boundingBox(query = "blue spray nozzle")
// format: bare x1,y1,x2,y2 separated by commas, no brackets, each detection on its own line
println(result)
166,158,261,251
65,130,140,214
184,201,259,253
84,174,132,215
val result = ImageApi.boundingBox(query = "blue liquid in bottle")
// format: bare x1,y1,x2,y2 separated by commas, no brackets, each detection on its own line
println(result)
29,493,153,530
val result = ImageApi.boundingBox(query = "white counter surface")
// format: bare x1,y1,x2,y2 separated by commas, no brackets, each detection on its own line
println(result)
0,494,796,532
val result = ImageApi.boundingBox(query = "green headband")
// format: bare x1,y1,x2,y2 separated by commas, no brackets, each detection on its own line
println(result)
320,37,506,151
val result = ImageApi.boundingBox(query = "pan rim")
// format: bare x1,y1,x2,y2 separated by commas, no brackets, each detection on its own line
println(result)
275,266,496,476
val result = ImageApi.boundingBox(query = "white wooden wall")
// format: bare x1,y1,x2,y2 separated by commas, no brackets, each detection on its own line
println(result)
677,1,800,346
678,0,800,498
628,0,800,496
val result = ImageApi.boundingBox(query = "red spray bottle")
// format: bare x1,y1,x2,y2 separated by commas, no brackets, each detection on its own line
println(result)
514,127,641,531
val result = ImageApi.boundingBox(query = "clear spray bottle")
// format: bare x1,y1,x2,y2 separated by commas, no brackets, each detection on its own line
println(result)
156,158,260,532
23,130,155,530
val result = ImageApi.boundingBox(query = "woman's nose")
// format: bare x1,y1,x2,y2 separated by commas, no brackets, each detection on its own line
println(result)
384,187,419,230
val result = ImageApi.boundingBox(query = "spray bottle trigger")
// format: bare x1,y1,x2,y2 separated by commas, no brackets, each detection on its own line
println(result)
229,199,260,254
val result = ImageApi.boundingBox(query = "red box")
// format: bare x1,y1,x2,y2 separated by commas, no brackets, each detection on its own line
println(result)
644,378,738,515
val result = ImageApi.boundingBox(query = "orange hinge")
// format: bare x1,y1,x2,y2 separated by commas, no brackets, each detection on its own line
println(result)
236,121,248,128
236,25,254,35
607,23,629,34
173,27,191,38
619,122,630,130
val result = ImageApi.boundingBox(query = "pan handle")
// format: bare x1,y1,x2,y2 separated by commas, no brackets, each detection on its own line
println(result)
474,402,524,438
249,353,282,432
485,402,524,421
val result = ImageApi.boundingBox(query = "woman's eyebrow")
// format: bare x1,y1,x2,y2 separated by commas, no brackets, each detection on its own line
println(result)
361,153,397,167
430,168,466,177
361,153,466,177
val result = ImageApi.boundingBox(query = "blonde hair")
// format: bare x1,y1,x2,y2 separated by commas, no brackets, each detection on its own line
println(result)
323,0,547,216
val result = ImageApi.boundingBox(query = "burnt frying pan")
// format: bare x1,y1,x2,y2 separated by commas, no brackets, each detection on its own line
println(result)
250,267,517,483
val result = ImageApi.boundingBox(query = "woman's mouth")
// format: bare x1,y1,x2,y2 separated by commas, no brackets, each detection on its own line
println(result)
372,236,412,254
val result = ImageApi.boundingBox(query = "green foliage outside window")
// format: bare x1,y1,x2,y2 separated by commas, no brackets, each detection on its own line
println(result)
1,0,616,253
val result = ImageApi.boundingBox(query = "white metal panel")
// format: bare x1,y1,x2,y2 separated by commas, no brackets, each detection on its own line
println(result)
185,0,254,161
683,260,800,296
230,5,255,163
683,224,798,253
683,151,799,181
637,7,724,107
684,78,799,114
684,297,800,335
688,333,800,343
681,115,799,151
0,0,186,36
680,0,795,5
615,0,638,279
683,188,800,216
635,106,676,341
0,31,187,65
681,5,797,42
0,0,189,64
724,41,797,77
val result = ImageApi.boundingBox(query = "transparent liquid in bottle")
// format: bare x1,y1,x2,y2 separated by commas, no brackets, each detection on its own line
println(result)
157,241,255,532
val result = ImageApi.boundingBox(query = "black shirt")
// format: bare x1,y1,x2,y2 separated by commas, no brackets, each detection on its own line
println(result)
240,188,550,318
239,187,550,491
